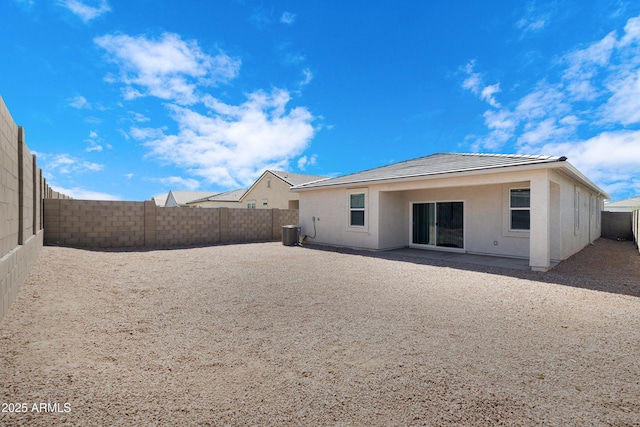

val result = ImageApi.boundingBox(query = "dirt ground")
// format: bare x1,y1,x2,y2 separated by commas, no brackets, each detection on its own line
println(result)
1,239,639,426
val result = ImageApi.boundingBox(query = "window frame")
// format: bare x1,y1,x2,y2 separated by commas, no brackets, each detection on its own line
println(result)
409,200,465,252
347,189,367,230
509,187,531,231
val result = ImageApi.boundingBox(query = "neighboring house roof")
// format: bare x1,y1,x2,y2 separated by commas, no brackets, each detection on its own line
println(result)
166,190,219,206
269,170,328,186
604,196,640,211
187,188,247,204
152,193,168,207
240,170,328,201
291,152,610,198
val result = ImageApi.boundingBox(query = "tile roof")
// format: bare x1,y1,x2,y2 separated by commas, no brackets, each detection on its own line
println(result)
187,188,247,203
167,191,219,206
604,196,640,207
151,193,168,207
269,170,328,186
292,153,566,190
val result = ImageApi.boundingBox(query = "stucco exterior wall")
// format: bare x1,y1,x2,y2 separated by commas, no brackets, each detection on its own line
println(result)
243,172,300,210
378,191,407,249
298,166,605,267
549,169,603,260
398,184,532,258
189,200,243,209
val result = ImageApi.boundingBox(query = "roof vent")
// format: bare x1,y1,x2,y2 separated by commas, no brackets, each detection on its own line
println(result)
559,156,567,161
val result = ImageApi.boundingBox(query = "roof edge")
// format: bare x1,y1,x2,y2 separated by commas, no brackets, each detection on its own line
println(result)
291,153,566,191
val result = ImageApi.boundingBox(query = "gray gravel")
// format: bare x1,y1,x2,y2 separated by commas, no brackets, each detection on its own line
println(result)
1,239,639,426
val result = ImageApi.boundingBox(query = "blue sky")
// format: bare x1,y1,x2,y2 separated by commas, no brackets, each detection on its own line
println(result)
2,0,640,201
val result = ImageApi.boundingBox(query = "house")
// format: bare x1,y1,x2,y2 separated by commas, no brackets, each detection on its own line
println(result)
240,170,327,210
186,188,247,208
291,153,611,272
163,171,327,209
164,191,218,207
151,193,168,207
604,196,640,212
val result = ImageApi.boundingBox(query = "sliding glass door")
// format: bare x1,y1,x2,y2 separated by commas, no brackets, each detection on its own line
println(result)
412,202,464,249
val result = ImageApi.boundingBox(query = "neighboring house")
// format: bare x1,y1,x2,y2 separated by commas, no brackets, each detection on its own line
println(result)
152,193,168,207
186,189,247,208
291,153,611,272
240,170,327,209
162,171,327,209
604,196,640,212
164,191,218,207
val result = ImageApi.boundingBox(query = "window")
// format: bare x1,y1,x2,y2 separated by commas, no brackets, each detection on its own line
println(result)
510,188,530,230
247,201,256,209
412,201,464,248
349,193,365,227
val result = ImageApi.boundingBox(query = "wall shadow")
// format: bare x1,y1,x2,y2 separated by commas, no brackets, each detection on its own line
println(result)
299,238,640,298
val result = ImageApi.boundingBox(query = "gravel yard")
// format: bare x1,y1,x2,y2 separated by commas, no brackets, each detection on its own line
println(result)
1,238,639,426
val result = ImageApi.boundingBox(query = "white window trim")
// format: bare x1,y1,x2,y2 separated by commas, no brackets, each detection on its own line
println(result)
347,189,368,232
504,187,531,236
502,185,530,237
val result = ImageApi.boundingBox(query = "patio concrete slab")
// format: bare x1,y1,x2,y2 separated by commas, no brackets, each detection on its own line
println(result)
387,248,558,271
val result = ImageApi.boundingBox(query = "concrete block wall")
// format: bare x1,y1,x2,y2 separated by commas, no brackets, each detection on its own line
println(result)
156,205,221,247
44,200,299,249
0,98,20,258
44,199,146,248
274,208,299,240
18,127,35,243
1,96,66,324
228,208,273,242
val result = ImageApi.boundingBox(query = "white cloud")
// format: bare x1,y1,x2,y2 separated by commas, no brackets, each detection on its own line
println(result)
58,0,111,23
516,4,551,34
463,14,640,198
461,61,482,93
95,32,241,105
600,69,640,125
128,111,150,123
84,130,107,152
281,11,296,25
563,32,617,101
619,16,640,46
68,95,91,109
461,61,502,107
43,153,104,175
155,176,201,191
300,68,313,86
129,126,166,141
51,185,120,201
466,15,640,152
480,84,501,108
132,89,315,188
534,130,640,197
297,154,317,170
